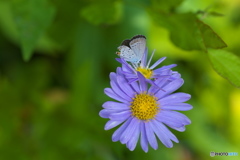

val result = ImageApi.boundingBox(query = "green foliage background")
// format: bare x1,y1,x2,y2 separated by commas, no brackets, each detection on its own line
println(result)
0,0,240,159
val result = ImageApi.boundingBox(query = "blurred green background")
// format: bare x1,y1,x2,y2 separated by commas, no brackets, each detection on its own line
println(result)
0,0,240,159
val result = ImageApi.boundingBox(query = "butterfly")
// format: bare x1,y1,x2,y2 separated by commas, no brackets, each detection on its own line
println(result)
116,35,146,65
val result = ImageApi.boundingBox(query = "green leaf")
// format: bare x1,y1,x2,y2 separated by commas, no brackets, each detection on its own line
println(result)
151,0,183,12
196,20,227,49
47,0,83,48
208,49,240,88
11,0,55,61
80,1,122,26
149,11,227,51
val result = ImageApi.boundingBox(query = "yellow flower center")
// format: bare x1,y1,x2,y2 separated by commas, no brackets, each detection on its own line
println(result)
130,92,159,121
136,67,153,79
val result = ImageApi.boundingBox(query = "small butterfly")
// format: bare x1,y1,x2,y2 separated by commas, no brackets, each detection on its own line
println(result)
116,35,146,64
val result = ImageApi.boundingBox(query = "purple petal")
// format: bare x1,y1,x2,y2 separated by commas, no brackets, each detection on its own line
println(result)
162,125,179,143
112,118,132,142
102,101,129,110
150,57,166,69
109,110,131,121
116,67,124,77
150,121,173,148
100,109,127,118
117,58,135,73
170,72,181,80
105,120,124,130
140,121,149,152
155,111,185,128
124,73,137,79
147,78,168,93
159,69,172,77
148,83,158,95
161,103,192,111
157,71,173,78
155,78,184,99
154,121,179,143
159,93,191,105
110,72,117,82
155,73,169,88
154,64,177,73
157,110,191,126
120,118,139,144
110,80,132,101
99,109,113,118
117,75,135,98
126,121,140,151
148,78,168,94
115,58,122,64
151,74,170,79
129,80,140,93
146,79,161,90
145,122,158,150
128,78,138,84
170,126,186,132
104,88,129,104
137,72,147,92
122,64,135,74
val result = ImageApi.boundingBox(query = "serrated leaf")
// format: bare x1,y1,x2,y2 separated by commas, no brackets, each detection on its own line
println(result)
11,0,55,61
80,1,122,26
208,49,240,88
149,11,227,51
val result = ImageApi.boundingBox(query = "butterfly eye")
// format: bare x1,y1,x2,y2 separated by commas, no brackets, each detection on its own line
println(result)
116,52,121,55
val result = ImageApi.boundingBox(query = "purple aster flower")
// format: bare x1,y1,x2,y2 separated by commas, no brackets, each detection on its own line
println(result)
99,69,192,152
116,47,178,86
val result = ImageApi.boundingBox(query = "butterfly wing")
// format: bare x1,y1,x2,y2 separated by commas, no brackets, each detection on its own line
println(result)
129,35,146,63
117,45,138,63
